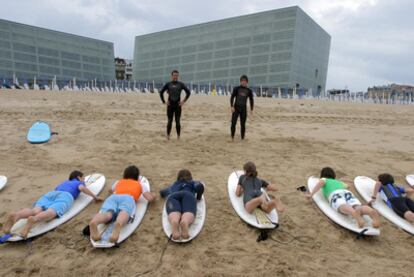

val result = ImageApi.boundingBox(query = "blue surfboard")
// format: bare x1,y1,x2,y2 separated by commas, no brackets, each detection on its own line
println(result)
27,121,52,144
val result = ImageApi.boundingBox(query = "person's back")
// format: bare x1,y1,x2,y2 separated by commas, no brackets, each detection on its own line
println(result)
321,178,346,199
114,178,142,202
379,182,404,208
238,174,268,204
55,178,84,200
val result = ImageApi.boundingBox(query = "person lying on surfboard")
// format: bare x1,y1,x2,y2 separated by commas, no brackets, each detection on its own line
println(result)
2,170,102,238
160,169,204,240
89,165,155,243
369,173,414,222
236,161,284,214
306,167,380,228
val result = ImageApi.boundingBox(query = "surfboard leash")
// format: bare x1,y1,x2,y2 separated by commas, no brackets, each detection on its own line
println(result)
134,234,172,276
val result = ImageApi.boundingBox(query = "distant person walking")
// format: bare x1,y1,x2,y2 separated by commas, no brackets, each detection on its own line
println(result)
230,75,254,141
160,70,191,140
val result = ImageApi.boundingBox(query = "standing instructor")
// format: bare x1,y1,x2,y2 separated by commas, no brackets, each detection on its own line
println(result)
160,70,191,140
230,75,254,141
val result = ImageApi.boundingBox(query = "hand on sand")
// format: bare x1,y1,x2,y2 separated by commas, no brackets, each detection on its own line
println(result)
94,197,104,203
144,192,157,202
305,192,312,199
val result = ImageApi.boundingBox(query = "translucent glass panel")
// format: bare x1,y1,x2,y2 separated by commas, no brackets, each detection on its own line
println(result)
133,6,328,87
0,19,115,80
0,49,12,59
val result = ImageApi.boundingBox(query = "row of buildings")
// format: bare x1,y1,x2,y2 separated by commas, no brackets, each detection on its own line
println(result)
0,6,331,94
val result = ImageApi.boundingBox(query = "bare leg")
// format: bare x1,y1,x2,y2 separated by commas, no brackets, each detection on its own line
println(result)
3,207,43,234
404,211,414,222
338,205,365,227
89,212,113,241
180,212,195,239
168,212,181,240
245,194,266,214
21,208,57,238
358,205,381,228
269,197,285,213
261,199,278,213
109,211,130,243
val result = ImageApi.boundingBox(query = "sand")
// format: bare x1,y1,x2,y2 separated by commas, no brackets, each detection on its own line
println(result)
0,89,413,276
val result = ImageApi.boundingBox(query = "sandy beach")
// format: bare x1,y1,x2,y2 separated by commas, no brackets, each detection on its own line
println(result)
0,89,414,276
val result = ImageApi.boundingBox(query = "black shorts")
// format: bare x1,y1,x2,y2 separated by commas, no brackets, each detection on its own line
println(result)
389,197,414,218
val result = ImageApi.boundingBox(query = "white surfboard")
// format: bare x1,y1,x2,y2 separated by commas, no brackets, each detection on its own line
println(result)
91,176,150,248
0,176,7,191
406,175,414,187
162,183,206,243
308,176,380,236
8,174,106,241
227,171,278,229
355,176,414,235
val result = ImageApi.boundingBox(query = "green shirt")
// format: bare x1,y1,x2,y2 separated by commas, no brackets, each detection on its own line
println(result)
321,178,345,199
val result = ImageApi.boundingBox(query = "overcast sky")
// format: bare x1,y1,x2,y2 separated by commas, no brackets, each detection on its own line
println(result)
0,0,413,91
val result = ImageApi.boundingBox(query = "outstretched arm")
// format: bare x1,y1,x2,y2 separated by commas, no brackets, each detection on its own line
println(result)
143,191,156,202
368,181,382,205
266,183,278,192
306,179,326,199
79,186,103,202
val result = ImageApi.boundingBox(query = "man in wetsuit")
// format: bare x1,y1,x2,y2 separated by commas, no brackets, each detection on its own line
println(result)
230,75,254,141
159,70,191,140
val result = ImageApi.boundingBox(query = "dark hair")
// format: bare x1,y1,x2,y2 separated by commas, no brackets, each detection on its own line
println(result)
243,161,257,178
123,165,140,180
378,173,394,186
320,167,336,179
177,169,192,182
240,75,248,82
171,70,179,75
69,170,83,181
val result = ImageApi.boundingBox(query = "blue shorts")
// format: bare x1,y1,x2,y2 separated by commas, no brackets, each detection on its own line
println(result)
100,194,136,220
34,191,74,217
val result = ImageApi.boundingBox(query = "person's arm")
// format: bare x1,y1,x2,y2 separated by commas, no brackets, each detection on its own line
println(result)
160,182,178,198
193,181,204,200
248,89,254,111
401,186,414,195
230,88,237,110
264,180,278,192
236,185,243,197
143,191,156,202
306,179,326,199
182,83,191,103
235,176,244,196
159,83,168,104
79,185,103,202
368,181,382,205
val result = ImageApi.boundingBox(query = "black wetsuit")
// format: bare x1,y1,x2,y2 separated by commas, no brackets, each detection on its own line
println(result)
230,86,254,139
160,81,191,136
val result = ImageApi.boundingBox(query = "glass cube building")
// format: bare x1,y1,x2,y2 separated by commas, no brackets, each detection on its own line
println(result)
0,19,115,81
133,6,330,95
